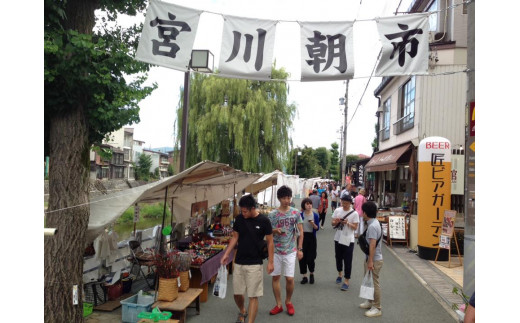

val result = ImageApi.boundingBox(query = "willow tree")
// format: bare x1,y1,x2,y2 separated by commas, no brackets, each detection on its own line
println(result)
177,66,296,172
44,0,154,321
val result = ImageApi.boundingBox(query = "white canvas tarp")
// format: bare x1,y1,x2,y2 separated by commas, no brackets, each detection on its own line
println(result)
87,161,260,243
254,171,301,208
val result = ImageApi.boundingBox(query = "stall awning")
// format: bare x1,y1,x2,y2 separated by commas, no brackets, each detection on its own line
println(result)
365,143,413,172
86,161,261,243
244,171,281,195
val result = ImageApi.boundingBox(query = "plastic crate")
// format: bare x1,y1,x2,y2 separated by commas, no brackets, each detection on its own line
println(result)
83,303,93,317
120,292,155,323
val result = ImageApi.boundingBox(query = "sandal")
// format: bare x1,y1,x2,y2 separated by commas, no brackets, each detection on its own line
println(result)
236,311,248,323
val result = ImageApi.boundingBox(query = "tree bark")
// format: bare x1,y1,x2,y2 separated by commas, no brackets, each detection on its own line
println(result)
45,105,91,322
45,1,98,321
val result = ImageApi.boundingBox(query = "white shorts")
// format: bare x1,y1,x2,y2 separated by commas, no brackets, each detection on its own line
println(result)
233,264,263,298
270,252,297,277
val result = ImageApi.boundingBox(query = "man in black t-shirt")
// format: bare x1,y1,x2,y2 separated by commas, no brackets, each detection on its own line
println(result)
221,195,274,323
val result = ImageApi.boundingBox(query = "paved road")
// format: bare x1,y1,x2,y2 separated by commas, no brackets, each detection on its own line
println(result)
187,202,455,323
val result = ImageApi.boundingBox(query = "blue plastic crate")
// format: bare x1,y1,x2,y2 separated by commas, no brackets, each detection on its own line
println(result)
120,292,154,323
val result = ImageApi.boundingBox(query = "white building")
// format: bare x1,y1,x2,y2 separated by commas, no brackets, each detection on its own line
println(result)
366,0,467,211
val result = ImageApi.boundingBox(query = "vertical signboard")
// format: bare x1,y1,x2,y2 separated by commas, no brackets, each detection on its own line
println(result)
417,137,452,260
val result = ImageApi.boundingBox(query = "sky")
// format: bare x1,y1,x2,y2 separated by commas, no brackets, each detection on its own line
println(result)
128,0,416,156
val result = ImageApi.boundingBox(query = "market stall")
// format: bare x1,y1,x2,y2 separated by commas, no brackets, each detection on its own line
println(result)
83,161,260,318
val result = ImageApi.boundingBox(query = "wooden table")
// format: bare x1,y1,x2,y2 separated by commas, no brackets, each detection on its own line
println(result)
152,288,203,323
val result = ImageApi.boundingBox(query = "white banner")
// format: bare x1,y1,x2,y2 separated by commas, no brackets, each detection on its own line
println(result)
219,15,277,81
136,0,202,72
300,21,354,81
376,13,429,76
451,154,464,195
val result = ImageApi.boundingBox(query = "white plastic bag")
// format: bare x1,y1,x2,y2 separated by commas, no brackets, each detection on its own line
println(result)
359,270,374,300
213,265,227,299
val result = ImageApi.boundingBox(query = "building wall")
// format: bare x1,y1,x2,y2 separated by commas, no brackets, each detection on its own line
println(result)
133,142,145,163
378,77,420,152
417,64,467,147
450,1,468,47
104,128,125,148
143,150,161,174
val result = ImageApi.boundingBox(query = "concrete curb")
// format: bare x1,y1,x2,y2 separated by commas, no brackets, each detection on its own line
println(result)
385,246,459,322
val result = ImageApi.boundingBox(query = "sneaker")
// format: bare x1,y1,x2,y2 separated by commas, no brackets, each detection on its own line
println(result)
309,274,314,284
365,307,382,317
340,283,349,291
269,305,283,315
300,277,308,284
286,303,295,316
359,301,372,309
335,276,342,284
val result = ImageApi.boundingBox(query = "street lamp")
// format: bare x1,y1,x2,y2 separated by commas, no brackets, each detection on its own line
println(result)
179,50,214,172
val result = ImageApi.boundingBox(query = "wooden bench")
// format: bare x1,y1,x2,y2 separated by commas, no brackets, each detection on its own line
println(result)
152,288,203,323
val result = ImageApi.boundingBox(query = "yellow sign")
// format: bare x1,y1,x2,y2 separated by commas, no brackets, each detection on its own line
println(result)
417,137,452,259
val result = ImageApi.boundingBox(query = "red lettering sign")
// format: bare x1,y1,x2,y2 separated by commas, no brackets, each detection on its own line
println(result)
426,142,450,149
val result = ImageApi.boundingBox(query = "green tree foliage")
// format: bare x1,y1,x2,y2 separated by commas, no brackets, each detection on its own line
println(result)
176,67,296,172
329,143,340,181
135,153,152,181
346,154,360,164
314,147,330,178
167,163,175,176
44,0,155,321
289,146,317,178
45,0,156,150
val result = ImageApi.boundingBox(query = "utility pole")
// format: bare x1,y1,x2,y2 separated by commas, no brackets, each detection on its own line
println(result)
179,70,190,172
464,0,475,296
294,149,297,175
341,80,349,187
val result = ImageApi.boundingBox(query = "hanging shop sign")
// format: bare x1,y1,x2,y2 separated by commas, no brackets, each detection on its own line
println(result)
417,137,451,260
451,154,464,195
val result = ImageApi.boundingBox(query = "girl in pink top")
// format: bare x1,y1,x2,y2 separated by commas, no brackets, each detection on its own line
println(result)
354,188,367,237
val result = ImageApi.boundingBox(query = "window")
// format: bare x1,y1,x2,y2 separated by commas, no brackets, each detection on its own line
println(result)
124,148,131,161
113,166,124,179
394,77,415,134
101,167,109,179
112,153,124,165
428,0,438,32
380,99,391,141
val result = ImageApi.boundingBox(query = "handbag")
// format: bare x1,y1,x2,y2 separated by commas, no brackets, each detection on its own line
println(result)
359,270,374,300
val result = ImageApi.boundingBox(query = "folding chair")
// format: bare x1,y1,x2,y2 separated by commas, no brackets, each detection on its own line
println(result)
127,240,155,289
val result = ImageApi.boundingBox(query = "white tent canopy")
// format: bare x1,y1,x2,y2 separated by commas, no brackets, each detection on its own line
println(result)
301,177,321,197
253,171,301,208
245,171,280,195
87,161,261,243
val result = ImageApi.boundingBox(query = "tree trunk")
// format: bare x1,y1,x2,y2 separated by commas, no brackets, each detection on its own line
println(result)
44,1,98,321
44,105,90,322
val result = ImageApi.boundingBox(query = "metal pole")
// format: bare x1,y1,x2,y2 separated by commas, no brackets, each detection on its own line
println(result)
341,80,349,186
159,186,168,254
463,0,475,296
180,70,191,172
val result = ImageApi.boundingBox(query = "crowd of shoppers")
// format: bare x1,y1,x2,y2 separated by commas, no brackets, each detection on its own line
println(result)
222,184,385,322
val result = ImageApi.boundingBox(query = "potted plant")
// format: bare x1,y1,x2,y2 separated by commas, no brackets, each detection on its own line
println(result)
153,250,180,301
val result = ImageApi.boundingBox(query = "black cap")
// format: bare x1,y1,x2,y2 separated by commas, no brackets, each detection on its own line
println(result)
340,193,353,203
